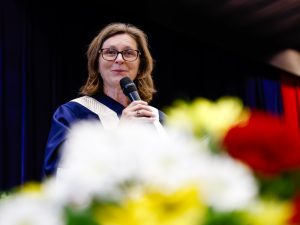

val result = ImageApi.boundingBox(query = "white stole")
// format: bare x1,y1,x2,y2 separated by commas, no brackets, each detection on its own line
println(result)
71,96,119,130
71,96,166,136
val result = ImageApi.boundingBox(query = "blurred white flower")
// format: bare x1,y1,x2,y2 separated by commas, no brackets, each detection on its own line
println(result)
50,120,257,212
0,193,63,225
193,153,258,211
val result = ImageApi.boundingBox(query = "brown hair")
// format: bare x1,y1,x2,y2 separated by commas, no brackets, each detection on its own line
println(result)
79,22,156,102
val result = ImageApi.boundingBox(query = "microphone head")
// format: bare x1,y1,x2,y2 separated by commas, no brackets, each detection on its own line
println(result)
120,76,137,94
120,76,141,101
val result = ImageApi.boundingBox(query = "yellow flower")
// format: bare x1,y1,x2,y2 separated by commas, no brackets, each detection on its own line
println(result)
243,199,293,225
165,99,195,133
94,185,206,225
166,96,249,141
17,182,42,196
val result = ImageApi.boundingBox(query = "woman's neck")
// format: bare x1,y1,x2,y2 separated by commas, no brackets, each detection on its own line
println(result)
104,88,129,107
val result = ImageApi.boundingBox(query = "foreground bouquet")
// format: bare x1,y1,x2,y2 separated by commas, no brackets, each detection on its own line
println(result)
1,96,300,225
166,96,300,225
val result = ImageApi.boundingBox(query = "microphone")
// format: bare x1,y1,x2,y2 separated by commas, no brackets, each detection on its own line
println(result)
120,77,166,136
120,76,141,101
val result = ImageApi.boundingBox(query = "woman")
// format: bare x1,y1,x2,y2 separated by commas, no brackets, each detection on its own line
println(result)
43,22,166,176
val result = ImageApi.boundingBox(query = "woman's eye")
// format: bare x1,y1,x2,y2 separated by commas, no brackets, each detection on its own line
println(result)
107,50,117,55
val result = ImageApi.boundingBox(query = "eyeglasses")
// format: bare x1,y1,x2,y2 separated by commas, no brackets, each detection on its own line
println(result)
99,48,141,62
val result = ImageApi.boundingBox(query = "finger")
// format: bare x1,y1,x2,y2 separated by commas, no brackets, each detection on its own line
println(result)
136,109,156,118
136,110,142,117
132,104,154,113
136,117,156,123
129,100,148,107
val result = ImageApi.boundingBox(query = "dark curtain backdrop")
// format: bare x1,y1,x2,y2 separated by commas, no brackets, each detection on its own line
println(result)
0,0,60,189
1,0,297,190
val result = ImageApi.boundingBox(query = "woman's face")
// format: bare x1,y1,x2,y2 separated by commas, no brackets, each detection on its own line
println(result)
98,33,140,91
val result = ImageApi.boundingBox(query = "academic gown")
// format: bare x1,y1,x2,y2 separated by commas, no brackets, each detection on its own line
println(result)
43,94,166,176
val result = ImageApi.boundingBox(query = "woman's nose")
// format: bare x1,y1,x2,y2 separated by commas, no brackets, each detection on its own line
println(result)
115,52,124,63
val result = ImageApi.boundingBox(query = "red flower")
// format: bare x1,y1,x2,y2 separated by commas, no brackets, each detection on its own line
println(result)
223,110,300,176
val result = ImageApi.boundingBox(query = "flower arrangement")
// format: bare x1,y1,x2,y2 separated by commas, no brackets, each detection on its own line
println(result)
1,96,300,225
165,96,300,225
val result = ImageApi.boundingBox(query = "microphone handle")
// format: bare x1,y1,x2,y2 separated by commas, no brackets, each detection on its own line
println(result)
128,91,141,101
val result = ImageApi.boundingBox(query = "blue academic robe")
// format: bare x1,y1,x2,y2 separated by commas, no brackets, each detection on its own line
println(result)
43,94,165,176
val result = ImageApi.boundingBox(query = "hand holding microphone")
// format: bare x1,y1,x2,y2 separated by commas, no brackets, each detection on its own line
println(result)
120,76,166,136
120,77,156,120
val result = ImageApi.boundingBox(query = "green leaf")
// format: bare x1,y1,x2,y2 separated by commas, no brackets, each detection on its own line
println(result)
202,208,245,225
64,207,99,225
258,171,300,199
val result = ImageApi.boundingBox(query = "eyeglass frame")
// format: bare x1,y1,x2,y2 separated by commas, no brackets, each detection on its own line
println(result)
99,48,141,62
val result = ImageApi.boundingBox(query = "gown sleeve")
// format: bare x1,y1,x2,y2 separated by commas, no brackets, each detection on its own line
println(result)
43,102,99,177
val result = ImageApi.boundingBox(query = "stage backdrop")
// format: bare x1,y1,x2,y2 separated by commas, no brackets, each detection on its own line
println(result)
1,0,299,190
